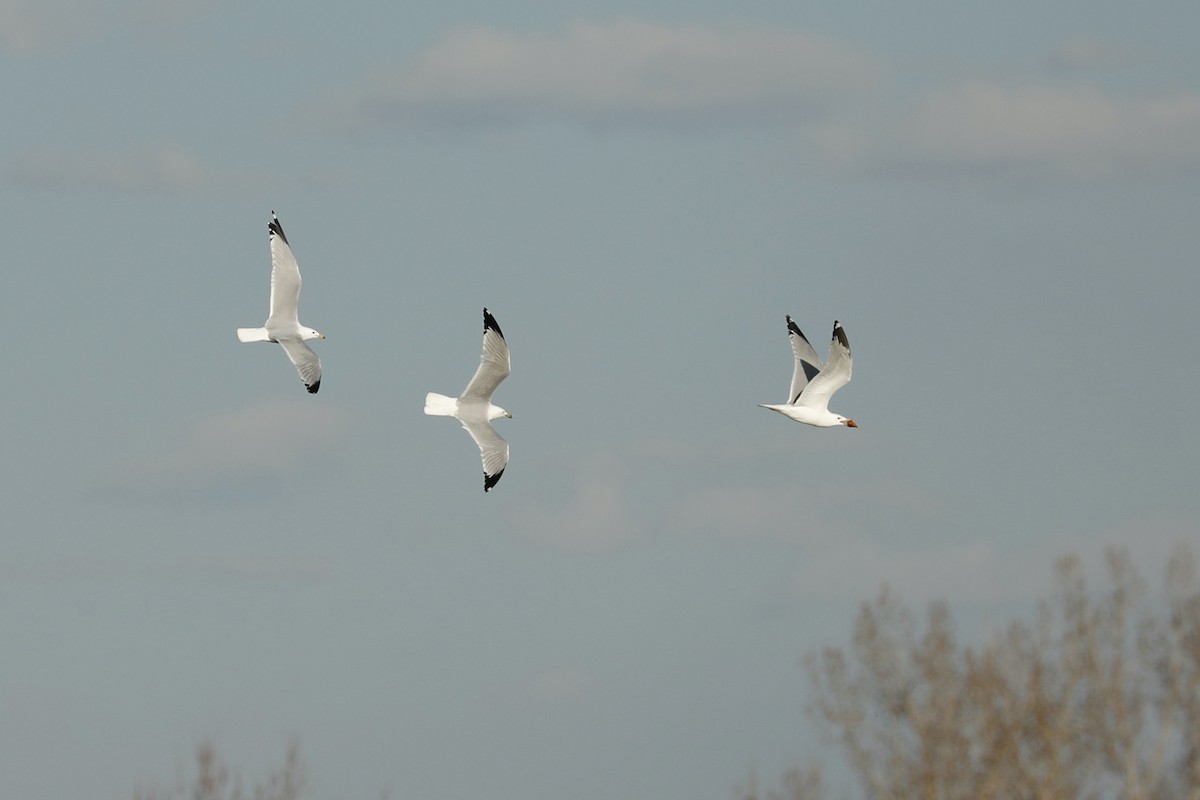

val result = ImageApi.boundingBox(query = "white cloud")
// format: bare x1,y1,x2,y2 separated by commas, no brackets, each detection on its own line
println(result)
0,0,99,55
0,554,330,582
788,512,1200,609
328,19,878,130
895,83,1200,175
173,554,330,581
513,437,911,553
660,472,1165,607
524,666,593,702
7,142,231,193
115,402,348,497
5,141,355,195
1042,37,1141,72
317,21,1200,181
511,431,1196,607
0,0,222,57
150,402,347,472
792,534,1016,606
667,477,942,544
128,0,225,32
513,450,639,552
823,82,1200,179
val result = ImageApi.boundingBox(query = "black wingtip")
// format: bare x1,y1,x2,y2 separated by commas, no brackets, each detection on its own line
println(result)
306,379,321,394
832,321,850,350
482,307,505,340
484,467,506,492
786,315,804,339
268,211,289,244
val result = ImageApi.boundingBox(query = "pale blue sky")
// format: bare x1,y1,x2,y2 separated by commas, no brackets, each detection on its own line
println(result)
2,1,1199,798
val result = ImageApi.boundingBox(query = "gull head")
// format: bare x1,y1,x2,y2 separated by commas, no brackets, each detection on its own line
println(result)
488,404,511,421
303,328,326,341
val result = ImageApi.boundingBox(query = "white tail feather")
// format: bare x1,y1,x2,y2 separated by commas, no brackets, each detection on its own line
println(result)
424,392,458,416
237,327,272,343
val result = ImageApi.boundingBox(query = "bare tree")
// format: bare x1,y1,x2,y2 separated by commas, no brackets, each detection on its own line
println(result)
747,545,1200,800
133,741,305,800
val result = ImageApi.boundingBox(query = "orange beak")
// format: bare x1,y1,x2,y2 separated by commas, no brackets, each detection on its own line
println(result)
846,419,858,428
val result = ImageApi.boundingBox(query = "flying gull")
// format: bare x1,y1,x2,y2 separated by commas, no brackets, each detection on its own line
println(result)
425,308,512,492
759,316,857,428
236,211,325,393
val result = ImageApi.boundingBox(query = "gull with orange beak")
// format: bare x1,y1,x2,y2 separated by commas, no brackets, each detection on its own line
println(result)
759,316,857,429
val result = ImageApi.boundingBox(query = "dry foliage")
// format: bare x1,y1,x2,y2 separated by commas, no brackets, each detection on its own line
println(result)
133,741,304,800
746,545,1200,800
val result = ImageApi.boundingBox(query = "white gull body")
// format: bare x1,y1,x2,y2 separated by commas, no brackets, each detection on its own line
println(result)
236,212,325,393
759,316,857,428
425,308,512,492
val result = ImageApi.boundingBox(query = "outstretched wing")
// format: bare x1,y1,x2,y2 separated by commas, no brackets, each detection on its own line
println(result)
267,211,302,326
462,419,509,492
462,308,510,400
797,321,851,412
785,315,823,404
279,337,322,394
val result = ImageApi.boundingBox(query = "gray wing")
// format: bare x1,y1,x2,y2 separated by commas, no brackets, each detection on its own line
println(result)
785,315,823,404
279,337,322,394
461,308,510,400
267,212,302,326
462,419,509,492
796,321,851,412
